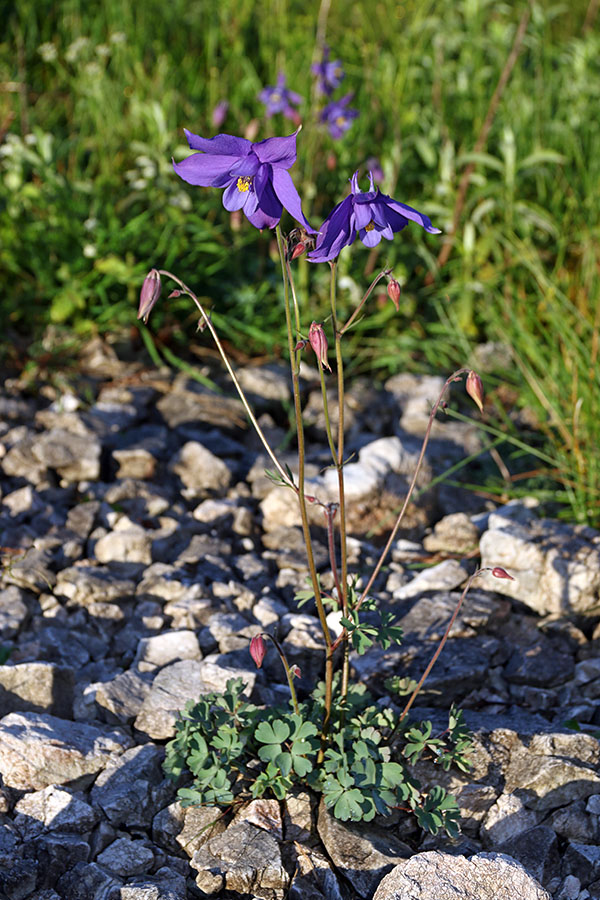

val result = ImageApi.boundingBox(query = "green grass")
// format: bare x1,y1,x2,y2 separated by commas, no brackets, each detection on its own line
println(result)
1,0,599,524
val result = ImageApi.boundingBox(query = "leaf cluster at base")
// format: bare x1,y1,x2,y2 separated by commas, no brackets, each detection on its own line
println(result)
163,677,473,836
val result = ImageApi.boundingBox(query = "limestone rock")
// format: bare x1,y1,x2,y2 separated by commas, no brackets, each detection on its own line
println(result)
0,662,74,718
0,711,132,790
373,851,552,900
171,441,232,495
13,785,99,839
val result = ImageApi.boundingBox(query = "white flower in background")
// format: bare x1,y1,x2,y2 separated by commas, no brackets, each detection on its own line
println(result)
38,42,58,62
95,44,111,58
83,244,97,258
109,32,126,44
65,36,90,63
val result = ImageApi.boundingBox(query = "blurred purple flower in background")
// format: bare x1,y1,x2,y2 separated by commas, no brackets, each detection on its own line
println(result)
211,101,229,130
259,73,303,122
320,93,359,140
308,171,441,263
365,156,384,184
311,45,345,96
173,129,314,232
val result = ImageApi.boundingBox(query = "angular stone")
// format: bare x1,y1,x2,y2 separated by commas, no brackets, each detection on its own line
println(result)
505,752,600,810
94,528,153,564
0,662,74,718
119,872,187,900
233,798,283,840
498,826,560,887
0,711,132,790
96,836,155,877
94,669,153,724
134,630,201,672
55,565,137,607
562,842,600,886
480,510,600,617
481,793,540,847
0,585,29,638
134,658,256,740
113,447,157,479
423,512,480,555
152,801,225,857
56,861,122,900
317,801,411,898
190,820,288,898
90,745,172,832
14,785,99,838
392,559,469,600
0,857,38,900
22,832,90,889
288,845,344,900
373,851,552,900
171,441,232,495
31,428,101,481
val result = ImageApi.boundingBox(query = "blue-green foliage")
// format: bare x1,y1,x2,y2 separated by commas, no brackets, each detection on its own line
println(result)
164,677,471,835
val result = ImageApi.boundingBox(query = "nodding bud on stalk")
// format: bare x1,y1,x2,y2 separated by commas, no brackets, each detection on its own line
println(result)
492,567,514,581
138,269,161,324
466,370,484,413
249,634,267,668
308,322,331,371
387,278,401,312
290,665,301,678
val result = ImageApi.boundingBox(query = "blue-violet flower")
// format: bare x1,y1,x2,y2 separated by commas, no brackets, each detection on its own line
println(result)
259,72,303,121
173,129,314,232
320,93,359,140
308,171,441,263
311,46,345,96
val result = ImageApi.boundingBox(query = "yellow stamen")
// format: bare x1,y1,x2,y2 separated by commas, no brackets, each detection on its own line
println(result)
335,116,346,127
237,176,252,193
365,221,375,232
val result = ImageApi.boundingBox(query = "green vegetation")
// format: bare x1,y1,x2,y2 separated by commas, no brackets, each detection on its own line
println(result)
1,0,599,523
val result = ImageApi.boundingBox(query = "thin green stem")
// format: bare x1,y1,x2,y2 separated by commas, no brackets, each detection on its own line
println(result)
275,227,333,740
264,633,300,716
356,368,470,612
318,362,339,465
392,569,486,734
157,270,294,492
339,267,392,335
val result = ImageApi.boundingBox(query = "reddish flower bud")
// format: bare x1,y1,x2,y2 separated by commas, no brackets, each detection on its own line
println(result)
138,269,161,324
308,322,331,371
249,634,267,668
491,567,514,581
387,278,401,312
294,339,308,352
466,370,484,413
291,241,307,260
290,665,301,679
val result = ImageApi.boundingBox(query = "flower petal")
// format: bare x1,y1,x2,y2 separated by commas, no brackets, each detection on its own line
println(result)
359,226,383,248
254,166,282,221
381,195,441,233
246,207,281,229
353,201,372,229
183,130,251,156
271,167,315,232
308,195,355,262
253,132,298,168
173,154,239,187
223,180,251,211
229,153,260,177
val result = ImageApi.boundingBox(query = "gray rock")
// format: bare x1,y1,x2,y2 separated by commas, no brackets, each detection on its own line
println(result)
55,565,137,607
0,662,74,718
22,831,90,889
372,850,552,900
0,585,29,638
550,800,597,842
0,857,39,900
2,436,48,484
392,559,469,600
90,743,171,828
288,845,344,900
562,842,600,886
31,428,101,481
96,836,155,877
133,630,201,672
119,872,187,900
190,820,289,898
0,711,132,790
95,669,153,724
480,793,540,847
152,801,226,857
423,512,480,555
171,441,232,495
317,801,411,898
14,785,98,838
56,860,122,899
95,527,153,565
498,826,560,887
236,363,290,403
504,639,574,687
3,546,56,593
480,509,600,617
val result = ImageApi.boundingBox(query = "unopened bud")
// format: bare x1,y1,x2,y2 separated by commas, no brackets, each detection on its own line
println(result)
249,634,267,668
168,289,182,299
308,322,331,372
466,370,484,413
290,665,301,679
491,567,514,581
294,339,308,352
387,278,401,312
138,269,161,323
291,241,307,260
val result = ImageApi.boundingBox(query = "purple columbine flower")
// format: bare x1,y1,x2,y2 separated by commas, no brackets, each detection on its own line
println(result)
320,93,359,140
308,171,441,264
173,129,314,232
259,72,303,121
311,46,345,96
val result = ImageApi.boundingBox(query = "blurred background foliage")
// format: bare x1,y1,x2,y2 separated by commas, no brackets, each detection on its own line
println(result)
1,0,599,523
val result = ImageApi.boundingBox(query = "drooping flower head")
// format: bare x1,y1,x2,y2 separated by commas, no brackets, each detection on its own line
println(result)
259,72,303,122
320,93,359,140
311,46,345,96
308,171,441,264
173,130,314,232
